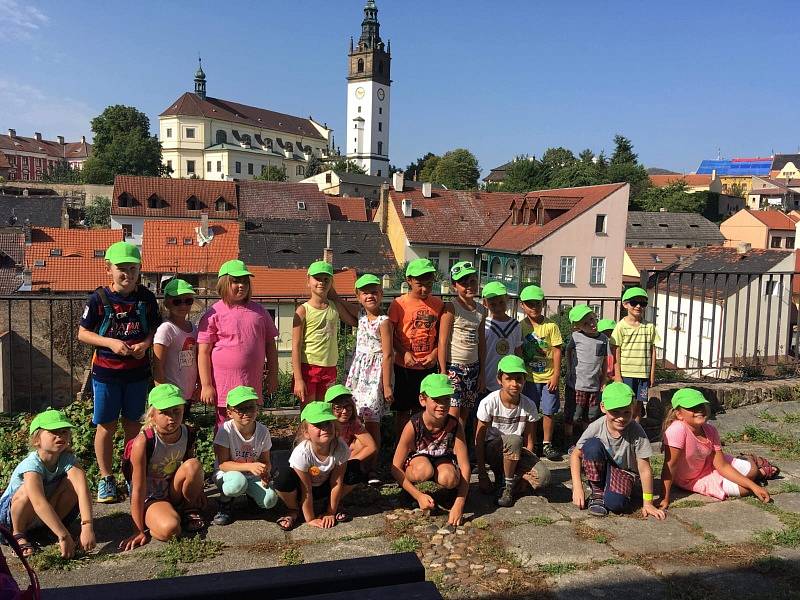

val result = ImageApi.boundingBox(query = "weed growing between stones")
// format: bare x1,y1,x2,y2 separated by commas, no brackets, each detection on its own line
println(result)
774,481,800,494
783,412,800,424
649,454,664,478
757,410,778,422
670,499,708,509
390,535,420,553
29,545,105,572
528,516,555,526
279,547,304,566
572,520,615,545
723,426,800,458
158,536,224,566
537,562,578,575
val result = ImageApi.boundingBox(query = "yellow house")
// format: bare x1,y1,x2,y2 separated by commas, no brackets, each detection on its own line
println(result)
720,175,755,198
159,61,332,182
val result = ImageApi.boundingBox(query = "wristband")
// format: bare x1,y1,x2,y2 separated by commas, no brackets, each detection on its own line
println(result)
81,519,93,526
642,492,654,502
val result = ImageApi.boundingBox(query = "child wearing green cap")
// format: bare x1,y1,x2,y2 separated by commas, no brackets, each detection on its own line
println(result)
388,258,444,438
0,410,95,559
518,285,563,461
153,279,198,402
570,382,664,519
391,373,470,526
78,240,161,504
611,287,660,421
659,388,774,509
212,386,277,526
344,274,393,481
291,260,357,405
120,384,205,551
597,319,617,383
273,402,352,530
439,261,487,428
198,260,279,429
325,385,379,486
482,281,523,394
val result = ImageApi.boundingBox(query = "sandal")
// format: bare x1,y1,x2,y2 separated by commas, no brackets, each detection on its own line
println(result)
12,533,35,558
334,511,351,523
277,511,299,531
181,509,206,533
747,454,781,482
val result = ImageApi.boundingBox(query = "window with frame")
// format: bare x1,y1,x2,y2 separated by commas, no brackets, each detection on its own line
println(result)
167,237,177,245
166,128,172,138
428,251,440,269
50,248,62,256
559,256,575,285
215,198,227,212
595,214,607,234
296,165,305,176
216,161,221,172
590,257,606,285
770,236,782,248
206,161,212,172
787,237,795,248
216,130,227,144
669,311,687,330
764,280,780,296
448,252,460,273
166,160,172,171
122,224,133,239
235,161,241,174
377,141,383,155
590,304,601,315
248,163,253,175
185,128,195,139
186,160,195,174
378,122,382,132
701,317,713,338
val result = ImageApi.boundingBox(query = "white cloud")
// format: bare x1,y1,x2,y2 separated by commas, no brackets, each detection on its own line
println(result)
0,0,48,41
0,78,95,141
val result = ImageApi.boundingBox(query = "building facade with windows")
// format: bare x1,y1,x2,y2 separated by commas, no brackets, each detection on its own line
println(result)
720,209,798,250
0,130,91,182
159,61,332,182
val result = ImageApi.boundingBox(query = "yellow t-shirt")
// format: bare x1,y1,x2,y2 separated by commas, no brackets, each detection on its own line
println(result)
301,302,339,367
610,319,660,379
520,318,563,383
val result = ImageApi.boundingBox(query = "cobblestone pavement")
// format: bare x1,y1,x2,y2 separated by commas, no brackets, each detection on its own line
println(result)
8,400,800,599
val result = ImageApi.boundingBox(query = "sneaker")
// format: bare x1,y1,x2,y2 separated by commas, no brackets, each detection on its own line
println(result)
97,476,118,504
542,443,562,461
587,498,608,517
366,471,381,486
213,502,233,526
497,486,515,508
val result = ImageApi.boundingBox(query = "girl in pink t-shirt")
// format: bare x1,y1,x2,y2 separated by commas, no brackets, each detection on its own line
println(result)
659,388,776,509
198,261,279,428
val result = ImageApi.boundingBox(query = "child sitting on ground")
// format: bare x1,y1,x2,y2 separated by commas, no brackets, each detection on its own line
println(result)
391,374,470,526
570,382,665,519
659,388,775,509
120,384,205,550
0,410,95,558
324,385,378,485
213,386,277,526
475,356,551,507
274,402,352,530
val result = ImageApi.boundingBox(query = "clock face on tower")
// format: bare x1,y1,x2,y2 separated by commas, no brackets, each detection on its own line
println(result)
377,88,385,101
355,87,365,99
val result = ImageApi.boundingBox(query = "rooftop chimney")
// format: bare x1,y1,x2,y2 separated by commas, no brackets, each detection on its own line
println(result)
378,183,389,233
7,129,15,138
422,182,432,198
57,136,64,145
200,213,209,238
392,171,404,192
323,223,333,267
401,198,413,218
737,242,751,255
81,136,86,144
34,132,41,141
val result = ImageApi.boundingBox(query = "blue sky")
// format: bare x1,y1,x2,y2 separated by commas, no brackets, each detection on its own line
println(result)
1,0,798,175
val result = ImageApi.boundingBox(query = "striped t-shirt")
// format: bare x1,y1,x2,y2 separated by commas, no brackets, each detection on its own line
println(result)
476,390,539,442
610,319,661,379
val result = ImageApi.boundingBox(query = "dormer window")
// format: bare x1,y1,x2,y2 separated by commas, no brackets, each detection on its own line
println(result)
94,249,104,258
50,248,62,257
183,238,193,245
167,237,177,245
215,198,227,212
147,194,163,209
118,192,133,207
216,130,227,144
187,195,201,210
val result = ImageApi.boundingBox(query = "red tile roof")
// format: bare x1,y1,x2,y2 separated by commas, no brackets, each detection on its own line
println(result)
160,93,326,142
389,189,523,246
540,196,580,210
112,176,238,219
484,183,627,252
0,133,91,160
238,181,330,221
650,174,712,188
626,247,699,272
27,227,124,292
0,152,10,169
141,220,239,274
327,197,368,221
745,209,798,230
248,267,357,298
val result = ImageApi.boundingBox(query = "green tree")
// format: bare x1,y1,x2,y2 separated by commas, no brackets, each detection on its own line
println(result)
636,181,706,213
607,135,650,200
42,160,82,184
305,155,323,178
82,105,167,184
83,196,111,228
405,152,438,181
330,159,367,175
500,155,548,192
430,148,480,190
254,165,288,182
419,155,440,183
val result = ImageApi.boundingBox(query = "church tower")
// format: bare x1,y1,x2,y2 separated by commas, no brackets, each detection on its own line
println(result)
346,1,391,177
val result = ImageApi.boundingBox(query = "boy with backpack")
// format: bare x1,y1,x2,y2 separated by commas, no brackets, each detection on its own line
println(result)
78,241,161,503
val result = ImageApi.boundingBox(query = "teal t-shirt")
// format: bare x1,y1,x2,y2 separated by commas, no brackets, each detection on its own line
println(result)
0,451,76,503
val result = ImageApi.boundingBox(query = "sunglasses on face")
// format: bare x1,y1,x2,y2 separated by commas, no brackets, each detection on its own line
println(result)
169,297,194,306
332,403,353,413
628,300,647,308
231,404,257,414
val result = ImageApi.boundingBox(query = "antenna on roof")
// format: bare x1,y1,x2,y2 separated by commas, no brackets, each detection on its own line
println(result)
717,147,722,160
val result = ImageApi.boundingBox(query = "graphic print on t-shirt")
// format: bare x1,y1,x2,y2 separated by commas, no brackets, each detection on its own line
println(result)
523,330,548,373
410,308,436,354
178,336,197,369
233,442,255,463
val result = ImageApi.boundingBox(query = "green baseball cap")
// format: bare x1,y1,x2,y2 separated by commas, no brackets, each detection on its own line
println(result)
218,259,252,278
597,319,616,333
497,355,526,375
324,384,353,404
622,287,648,302
308,260,334,277
450,261,477,282
671,388,709,410
105,241,141,265
227,385,259,407
300,401,337,425
163,278,196,297
419,373,454,398
568,304,594,324
482,281,507,299
406,258,437,278
601,382,634,410
355,273,381,289
520,285,544,302
29,409,73,434
148,383,186,410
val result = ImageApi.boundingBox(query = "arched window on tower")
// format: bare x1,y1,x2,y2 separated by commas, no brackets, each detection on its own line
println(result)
216,130,227,145
377,141,383,155
357,58,364,73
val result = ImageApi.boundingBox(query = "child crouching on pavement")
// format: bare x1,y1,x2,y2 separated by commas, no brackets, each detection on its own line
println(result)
475,355,551,507
570,382,665,519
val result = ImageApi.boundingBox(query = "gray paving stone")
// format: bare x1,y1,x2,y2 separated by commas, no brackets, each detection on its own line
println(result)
552,564,666,599
673,499,785,545
581,514,704,555
471,493,565,525
301,535,393,563
499,521,613,569
287,513,385,542
772,491,800,513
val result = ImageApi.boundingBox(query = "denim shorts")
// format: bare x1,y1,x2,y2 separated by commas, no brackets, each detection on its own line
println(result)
523,381,560,416
92,378,149,425
0,480,79,530
622,377,649,404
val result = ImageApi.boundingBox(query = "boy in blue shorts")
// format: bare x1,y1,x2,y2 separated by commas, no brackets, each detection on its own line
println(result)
77,241,160,503
519,285,563,460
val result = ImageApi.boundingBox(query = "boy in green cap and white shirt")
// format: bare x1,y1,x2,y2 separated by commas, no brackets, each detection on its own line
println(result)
78,240,161,503
482,281,523,394
570,382,665,519
519,284,563,460
611,287,660,421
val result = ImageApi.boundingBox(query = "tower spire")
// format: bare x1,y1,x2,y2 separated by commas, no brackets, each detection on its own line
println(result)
194,57,206,100
359,0,383,50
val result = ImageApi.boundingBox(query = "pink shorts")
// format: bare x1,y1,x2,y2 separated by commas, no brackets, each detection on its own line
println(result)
296,363,337,404
683,455,751,500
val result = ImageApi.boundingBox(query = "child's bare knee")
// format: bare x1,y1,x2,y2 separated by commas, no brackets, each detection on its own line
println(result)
151,519,181,541
181,458,203,479
437,467,460,489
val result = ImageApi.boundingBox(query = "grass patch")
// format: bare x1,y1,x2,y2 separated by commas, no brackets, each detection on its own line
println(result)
154,564,187,579
670,499,707,509
29,545,100,572
538,562,579,575
474,533,521,568
390,535,421,553
753,528,800,548
573,520,615,545
472,517,489,530
379,485,402,497
158,537,224,565
417,481,439,494
784,412,800,424
757,410,778,423
649,454,664,478
527,515,555,526
593,533,610,544
775,481,800,494
723,426,800,459
279,547,304,566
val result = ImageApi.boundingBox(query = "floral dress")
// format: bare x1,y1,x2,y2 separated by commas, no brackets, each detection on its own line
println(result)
346,310,388,422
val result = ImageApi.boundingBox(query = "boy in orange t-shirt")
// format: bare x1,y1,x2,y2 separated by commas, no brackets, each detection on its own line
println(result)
388,259,444,437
